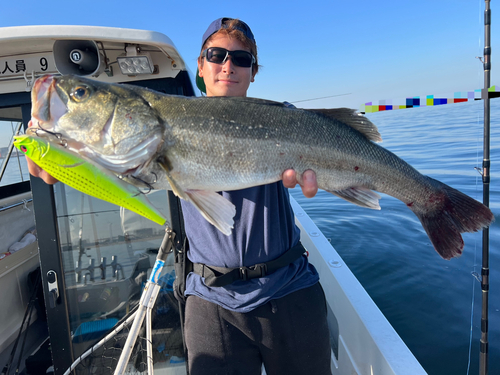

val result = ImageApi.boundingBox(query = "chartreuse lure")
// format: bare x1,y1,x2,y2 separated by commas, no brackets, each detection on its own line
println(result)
14,134,167,226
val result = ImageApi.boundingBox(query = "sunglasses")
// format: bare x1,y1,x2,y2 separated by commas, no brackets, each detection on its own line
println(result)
202,47,255,68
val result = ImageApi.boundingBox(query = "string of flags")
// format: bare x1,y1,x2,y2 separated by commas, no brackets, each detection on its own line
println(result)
360,86,499,114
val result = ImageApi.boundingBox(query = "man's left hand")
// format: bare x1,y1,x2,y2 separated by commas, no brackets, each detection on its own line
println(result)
282,169,318,198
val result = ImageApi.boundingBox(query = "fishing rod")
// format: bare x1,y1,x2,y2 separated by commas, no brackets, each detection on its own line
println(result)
480,1,491,374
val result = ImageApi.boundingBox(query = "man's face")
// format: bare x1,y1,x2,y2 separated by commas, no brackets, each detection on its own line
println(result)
198,34,255,97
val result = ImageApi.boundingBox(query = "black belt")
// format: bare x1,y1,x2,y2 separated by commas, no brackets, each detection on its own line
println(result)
192,242,306,287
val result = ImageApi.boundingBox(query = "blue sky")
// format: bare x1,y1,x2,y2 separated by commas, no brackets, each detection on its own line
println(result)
0,0,497,111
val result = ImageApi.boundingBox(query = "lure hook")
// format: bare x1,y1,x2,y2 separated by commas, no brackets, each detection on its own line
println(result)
33,122,68,148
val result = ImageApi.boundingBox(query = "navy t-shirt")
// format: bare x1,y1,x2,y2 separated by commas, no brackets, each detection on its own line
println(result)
181,181,319,313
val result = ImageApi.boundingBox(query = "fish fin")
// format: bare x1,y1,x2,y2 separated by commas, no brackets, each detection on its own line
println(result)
163,172,189,200
408,179,494,260
328,187,381,209
308,108,382,143
163,172,235,235
184,190,236,236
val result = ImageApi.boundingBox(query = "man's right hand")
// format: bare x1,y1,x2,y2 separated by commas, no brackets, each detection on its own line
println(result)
27,157,58,184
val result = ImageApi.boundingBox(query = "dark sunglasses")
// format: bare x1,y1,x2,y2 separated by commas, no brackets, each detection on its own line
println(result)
202,47,255,68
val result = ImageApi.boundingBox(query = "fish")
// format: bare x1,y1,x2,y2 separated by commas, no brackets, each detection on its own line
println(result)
14,133,168,226
29,74,494,260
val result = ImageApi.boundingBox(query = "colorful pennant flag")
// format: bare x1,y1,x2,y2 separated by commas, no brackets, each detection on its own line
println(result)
360,86,498,114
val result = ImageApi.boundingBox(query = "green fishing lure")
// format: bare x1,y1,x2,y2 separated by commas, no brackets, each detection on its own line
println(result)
14,134,167,226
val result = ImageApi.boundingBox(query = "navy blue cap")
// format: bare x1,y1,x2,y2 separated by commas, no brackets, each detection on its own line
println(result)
196,17,255,93
201,17,255,48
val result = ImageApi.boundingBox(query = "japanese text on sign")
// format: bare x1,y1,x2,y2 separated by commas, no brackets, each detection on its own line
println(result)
0,56,51,77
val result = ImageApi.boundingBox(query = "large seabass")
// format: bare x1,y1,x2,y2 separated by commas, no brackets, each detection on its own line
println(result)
30,74,494,260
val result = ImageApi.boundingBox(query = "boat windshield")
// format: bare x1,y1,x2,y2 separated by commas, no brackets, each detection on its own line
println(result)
51,185,184,365
0,109,29,188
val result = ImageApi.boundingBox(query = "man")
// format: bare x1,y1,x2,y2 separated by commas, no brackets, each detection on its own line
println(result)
27,17,331,375
180,18,331,375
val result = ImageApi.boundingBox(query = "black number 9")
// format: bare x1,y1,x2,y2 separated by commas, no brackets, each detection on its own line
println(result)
40,57,48,71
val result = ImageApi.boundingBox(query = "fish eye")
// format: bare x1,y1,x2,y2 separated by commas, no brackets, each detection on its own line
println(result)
20,145,27,153
70,85,90,102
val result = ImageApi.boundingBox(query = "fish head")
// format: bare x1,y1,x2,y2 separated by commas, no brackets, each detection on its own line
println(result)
30,75,165,175
31,75,117,140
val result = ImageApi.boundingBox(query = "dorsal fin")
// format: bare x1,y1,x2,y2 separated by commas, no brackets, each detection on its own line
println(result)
307,108,382,142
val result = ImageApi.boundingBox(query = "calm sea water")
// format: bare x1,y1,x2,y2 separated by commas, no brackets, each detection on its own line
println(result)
0,158,29,186
291,99,500,375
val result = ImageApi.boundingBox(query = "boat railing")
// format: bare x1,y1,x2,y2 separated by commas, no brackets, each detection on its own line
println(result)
0,197,32,213
290,195,427,375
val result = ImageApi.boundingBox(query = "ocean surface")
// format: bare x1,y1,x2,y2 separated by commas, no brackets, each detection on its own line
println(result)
290,99,500,375
0,140,30,187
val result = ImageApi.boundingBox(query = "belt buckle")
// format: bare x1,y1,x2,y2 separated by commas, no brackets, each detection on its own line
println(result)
251,263,268,277
239,263,268,281
239,267,249,281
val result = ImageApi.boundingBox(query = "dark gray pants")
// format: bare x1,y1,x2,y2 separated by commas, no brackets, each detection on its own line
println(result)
184,282,332,375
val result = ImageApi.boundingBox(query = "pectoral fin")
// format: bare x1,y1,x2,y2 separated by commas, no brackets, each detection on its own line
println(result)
164,173,235,235
328,187,381,209
184,190,236,235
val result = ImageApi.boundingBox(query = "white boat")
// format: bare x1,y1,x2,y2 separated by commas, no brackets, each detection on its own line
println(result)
0,25,427,375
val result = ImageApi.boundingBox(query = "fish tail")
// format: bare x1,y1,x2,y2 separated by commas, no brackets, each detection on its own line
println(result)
410,180,494,260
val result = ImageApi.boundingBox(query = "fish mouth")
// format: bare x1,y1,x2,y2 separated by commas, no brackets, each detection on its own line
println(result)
29,75,86,160
31,75,68,128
